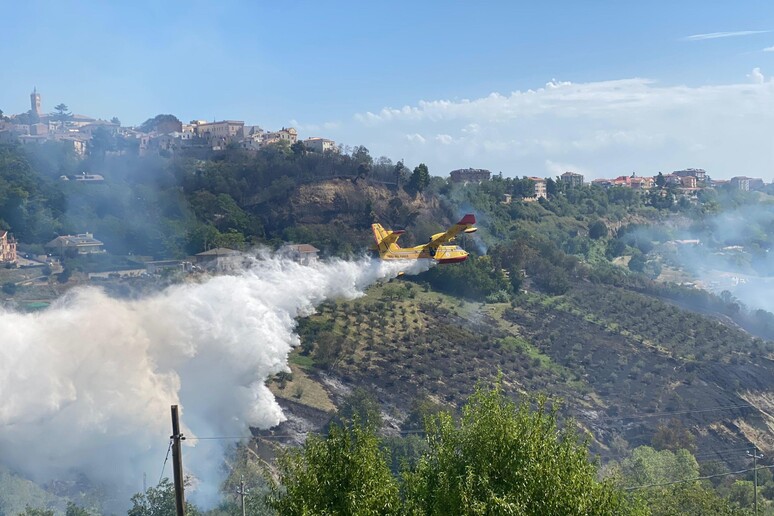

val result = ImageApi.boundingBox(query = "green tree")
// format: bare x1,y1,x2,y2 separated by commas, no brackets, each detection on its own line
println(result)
290,140,306,157
546,177,558,197
408,163,430,193
356,162,372,182
333,388,383,430
65,502,91,516
640,484,746,516
128,478,200,516
725,480,756,509
618,446,699,487
655,172,666,188
628,253,646,273
589,220,609,240
16,507,54,516
402,381,636,515
268,418,400,515
53,103,71,122
88,127,116,158
139,114,182,134
394,160,407,186
351,145,373,167
214,229,246,250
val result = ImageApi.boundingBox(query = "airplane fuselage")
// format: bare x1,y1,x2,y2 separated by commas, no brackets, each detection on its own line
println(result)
379,244,469,264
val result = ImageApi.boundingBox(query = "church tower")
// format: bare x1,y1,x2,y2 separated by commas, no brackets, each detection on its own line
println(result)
30,87,42,121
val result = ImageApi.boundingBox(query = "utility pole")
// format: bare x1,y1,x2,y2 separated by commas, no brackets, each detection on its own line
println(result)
748,448,764,516
236,475,248,516
171,405,186,516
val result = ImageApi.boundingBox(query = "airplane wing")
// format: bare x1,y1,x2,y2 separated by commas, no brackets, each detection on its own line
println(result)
426,214,477,248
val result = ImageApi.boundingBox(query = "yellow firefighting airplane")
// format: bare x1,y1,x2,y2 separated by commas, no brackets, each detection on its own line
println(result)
372,214,477,264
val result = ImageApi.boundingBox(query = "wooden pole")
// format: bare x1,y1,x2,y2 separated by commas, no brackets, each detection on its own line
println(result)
171,405,186,516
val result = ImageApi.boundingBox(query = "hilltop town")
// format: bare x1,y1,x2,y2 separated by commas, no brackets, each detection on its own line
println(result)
0,88,336,161
2,89,766,197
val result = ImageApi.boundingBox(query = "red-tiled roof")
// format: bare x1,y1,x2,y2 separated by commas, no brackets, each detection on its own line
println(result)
284,244,320,254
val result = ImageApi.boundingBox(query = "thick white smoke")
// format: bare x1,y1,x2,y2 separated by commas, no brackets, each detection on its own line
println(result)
0,252,431,509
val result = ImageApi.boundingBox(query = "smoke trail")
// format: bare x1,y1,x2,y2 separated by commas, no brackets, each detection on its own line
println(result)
0,252,431,510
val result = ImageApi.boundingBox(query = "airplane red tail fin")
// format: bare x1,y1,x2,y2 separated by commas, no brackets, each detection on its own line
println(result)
457,213,476,225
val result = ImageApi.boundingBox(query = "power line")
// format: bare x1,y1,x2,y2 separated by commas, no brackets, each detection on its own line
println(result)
692,446,757,459
158,438,173,485
585,403,754,422
625,463,774,491
187,436,251,441
187,427,433,442
184,402,759,444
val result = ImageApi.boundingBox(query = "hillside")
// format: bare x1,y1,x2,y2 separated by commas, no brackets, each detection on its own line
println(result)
271,278,774,466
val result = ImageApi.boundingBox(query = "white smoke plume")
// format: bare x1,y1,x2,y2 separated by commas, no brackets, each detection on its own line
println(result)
0,252,431,510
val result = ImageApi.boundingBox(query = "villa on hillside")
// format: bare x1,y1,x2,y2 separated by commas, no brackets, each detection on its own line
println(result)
45,233,105,255
194,247,242,270
0,231,17,263
281,243,320,265
303,137,337,153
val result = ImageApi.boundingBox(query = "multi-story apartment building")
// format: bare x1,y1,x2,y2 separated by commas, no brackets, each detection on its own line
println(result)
529,177,547,199
560,171,584,187
730,176,751,191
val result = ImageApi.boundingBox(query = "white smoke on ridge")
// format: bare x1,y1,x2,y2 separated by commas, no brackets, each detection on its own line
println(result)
0,251,431,509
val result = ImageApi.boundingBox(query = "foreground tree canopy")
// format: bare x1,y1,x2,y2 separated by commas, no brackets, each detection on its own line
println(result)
269,380,637,515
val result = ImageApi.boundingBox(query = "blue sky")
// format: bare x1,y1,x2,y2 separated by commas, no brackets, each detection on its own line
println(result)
2,0,774,178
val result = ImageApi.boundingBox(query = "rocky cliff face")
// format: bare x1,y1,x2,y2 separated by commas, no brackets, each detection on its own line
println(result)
285,178,446,245
291,179,436,221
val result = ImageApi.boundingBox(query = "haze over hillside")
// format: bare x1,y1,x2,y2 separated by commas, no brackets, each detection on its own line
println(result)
1,136,774,513
3,2,774,513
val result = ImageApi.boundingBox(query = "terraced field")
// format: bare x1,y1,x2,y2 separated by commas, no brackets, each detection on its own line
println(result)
289,280,774,466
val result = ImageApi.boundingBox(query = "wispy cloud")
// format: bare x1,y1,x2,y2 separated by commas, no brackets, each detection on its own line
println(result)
684,30,769,41
324,70,774,179
764,45,774,52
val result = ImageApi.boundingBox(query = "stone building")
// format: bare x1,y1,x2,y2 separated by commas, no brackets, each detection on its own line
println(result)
0,231,17,263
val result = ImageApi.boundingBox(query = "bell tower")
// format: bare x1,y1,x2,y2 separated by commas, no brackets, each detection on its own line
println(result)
30,87,42,121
